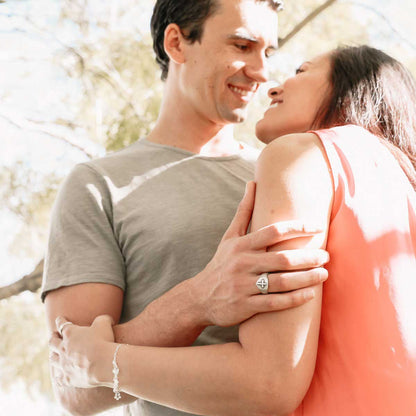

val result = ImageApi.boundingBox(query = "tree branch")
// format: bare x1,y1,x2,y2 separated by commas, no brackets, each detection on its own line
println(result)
278,0,338,48
86,64,142,118
342,1,416,51
0,259,44,301
0,113,95,159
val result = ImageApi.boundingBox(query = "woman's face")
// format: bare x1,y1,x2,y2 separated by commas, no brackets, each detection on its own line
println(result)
255,53,332,143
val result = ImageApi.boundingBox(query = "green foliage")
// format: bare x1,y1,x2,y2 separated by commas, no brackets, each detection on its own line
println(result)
0,294,52,398
57,31,163,152
0,162,59,223
56,0,162,152
1,0,416,411
0,163,60,260
100,35,163,151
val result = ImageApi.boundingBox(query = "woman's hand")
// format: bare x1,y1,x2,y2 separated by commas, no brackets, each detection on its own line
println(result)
49,315,116,389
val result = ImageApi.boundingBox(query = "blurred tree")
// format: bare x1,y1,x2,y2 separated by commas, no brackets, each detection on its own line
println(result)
0,0,415,410
56,0,163,151
0,293,51,395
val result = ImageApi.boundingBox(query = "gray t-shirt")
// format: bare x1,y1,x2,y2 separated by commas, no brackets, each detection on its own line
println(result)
42,138,258,415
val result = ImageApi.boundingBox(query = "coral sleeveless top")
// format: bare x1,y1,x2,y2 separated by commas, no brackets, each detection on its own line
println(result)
292,125,416,415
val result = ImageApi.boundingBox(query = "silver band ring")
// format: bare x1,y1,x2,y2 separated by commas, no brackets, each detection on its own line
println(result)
256,273,269,295
58,321,73,337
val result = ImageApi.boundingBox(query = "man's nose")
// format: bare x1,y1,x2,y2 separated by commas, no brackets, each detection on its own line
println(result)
245,53,268,83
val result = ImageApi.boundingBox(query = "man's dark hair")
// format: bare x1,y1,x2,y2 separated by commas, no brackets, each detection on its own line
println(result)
150,0,283,81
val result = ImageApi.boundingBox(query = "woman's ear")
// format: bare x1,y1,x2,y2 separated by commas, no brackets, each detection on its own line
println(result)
163,23,186,64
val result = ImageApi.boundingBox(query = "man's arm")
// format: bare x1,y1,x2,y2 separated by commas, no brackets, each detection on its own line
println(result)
113,181,328,346
46,182,328,415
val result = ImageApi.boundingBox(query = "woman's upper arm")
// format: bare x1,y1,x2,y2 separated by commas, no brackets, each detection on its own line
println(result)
239,132,333,412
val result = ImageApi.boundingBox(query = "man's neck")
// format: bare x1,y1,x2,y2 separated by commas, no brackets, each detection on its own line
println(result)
147,117,242,157
200,130,244,157
146,78,247,157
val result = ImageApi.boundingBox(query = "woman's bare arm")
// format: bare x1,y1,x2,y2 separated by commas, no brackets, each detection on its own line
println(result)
238,131,334,410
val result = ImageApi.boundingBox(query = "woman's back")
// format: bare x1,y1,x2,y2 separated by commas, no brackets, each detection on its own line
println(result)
295,124,416,415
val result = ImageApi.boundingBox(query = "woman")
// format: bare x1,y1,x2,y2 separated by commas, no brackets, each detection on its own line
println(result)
50,45,416,415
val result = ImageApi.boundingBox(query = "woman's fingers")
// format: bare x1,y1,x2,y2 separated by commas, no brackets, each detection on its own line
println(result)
91,315,116,342
92,314,114,327
49,331,63,352
55,316,74,338
55,316,68,329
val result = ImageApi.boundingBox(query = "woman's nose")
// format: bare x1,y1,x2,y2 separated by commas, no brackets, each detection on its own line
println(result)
268,85,283,98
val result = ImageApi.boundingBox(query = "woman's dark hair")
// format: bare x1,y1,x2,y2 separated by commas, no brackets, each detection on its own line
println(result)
316,45,416,190
150,0,283,81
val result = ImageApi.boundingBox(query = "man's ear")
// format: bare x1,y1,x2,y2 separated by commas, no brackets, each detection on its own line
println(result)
164,23,187,64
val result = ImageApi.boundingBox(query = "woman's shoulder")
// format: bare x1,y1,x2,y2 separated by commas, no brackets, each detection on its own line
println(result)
267,131,319,146
309,124,375,144
261,126,379,162
259,132,325,167
256,132,333,202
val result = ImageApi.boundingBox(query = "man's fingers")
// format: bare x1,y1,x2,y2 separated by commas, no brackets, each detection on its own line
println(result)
266,268,328,293
248,268,327,296
247,249,329,274
247,220,323,250
249,286,318,313
274,249,329,270
221,181,256,240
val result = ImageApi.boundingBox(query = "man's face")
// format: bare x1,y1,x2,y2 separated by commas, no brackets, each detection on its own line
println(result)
179,0,278,125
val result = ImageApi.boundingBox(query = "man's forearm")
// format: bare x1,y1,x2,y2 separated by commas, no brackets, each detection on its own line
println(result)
114,275,207,346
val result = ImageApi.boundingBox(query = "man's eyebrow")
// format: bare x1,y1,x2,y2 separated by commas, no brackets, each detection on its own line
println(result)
227,34,278,50
227,34,259,43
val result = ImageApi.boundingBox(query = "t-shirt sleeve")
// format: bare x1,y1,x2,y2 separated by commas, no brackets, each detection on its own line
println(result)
41,163,125,301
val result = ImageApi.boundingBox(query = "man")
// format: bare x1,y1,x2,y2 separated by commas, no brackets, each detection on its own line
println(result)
43,0,328,414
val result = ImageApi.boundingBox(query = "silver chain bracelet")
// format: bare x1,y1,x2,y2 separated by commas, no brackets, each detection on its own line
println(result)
112,344,122,400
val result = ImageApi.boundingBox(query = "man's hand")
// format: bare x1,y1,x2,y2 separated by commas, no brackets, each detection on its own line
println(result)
190,182,329,327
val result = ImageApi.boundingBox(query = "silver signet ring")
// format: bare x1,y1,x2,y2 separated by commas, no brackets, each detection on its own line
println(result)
256,272,269,295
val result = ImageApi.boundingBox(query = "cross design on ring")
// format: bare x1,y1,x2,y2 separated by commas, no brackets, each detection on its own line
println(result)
256,273,269,294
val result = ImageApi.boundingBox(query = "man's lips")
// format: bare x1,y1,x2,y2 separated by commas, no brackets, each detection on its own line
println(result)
228,83,258,100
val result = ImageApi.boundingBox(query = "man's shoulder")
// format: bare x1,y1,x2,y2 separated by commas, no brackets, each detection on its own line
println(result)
87,139,147,167
80,138,167,179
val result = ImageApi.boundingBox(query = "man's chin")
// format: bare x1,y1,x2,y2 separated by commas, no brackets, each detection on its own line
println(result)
225,108,248,124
